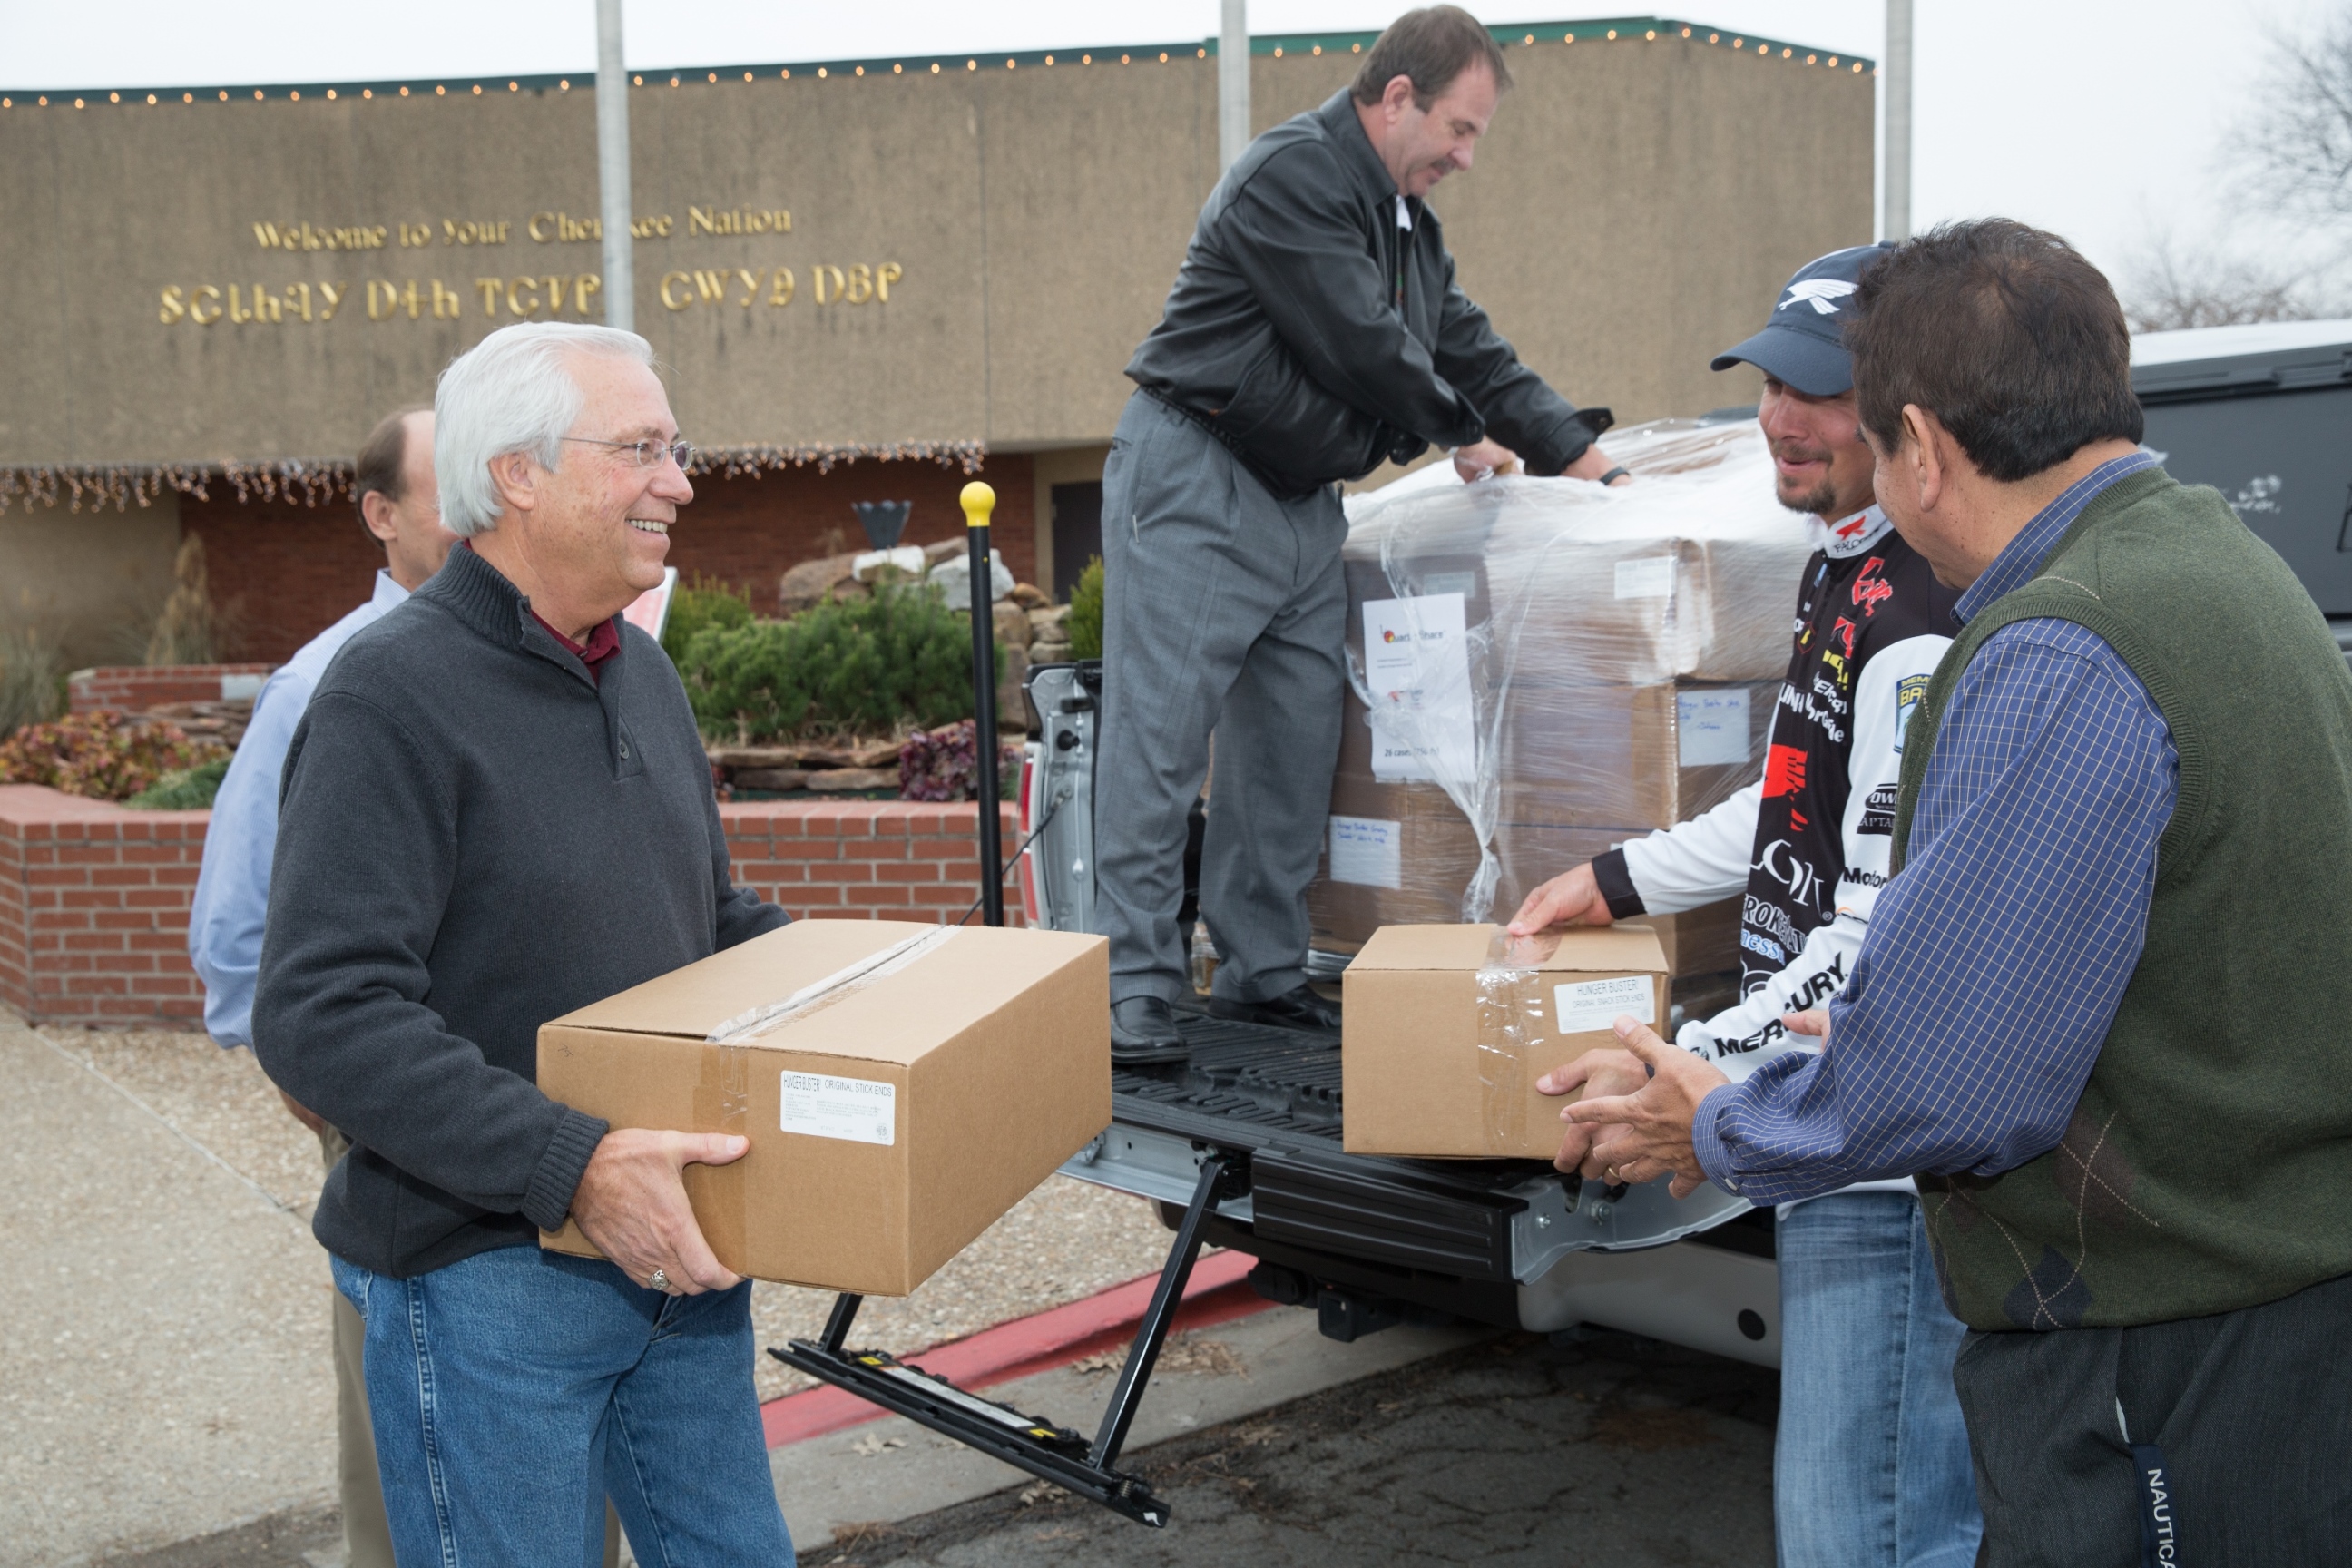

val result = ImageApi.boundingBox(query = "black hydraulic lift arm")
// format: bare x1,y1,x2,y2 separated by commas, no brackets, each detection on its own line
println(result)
769,562,1236,1525
768,1152,1241,1529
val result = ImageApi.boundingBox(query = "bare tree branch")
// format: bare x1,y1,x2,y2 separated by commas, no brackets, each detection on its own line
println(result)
2121,232,2328,332
2239,6,2352,223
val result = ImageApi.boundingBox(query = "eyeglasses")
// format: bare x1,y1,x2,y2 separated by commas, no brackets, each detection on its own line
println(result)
563,436,696,470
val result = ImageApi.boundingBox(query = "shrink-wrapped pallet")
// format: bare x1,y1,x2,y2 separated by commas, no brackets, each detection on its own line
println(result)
1309,420,1811,972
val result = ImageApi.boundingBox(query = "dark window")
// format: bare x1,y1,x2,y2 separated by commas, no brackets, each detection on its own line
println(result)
1051,480,1104,603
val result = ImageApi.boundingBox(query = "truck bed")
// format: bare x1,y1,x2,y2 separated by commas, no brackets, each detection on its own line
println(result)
1065,1002,1765,1339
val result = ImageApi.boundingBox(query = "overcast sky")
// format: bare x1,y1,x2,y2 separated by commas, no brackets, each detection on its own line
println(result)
5,0,2345,299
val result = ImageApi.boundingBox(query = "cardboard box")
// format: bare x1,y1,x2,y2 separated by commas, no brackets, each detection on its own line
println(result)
1333,679,1769,834
1342,924,1670,1159
538,919,1110,1295
1309,778,1741,978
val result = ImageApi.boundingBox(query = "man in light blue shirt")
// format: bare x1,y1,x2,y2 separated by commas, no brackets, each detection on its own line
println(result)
189,404,452,1568
192,408,453,1047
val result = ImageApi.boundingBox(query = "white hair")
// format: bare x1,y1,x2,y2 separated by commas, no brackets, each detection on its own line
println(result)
432,322,654,537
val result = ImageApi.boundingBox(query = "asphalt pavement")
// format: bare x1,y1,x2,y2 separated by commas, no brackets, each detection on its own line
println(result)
794,1328,1778,1568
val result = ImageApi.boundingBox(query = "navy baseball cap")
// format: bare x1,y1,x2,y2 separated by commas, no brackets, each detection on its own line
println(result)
1710,241,1896,397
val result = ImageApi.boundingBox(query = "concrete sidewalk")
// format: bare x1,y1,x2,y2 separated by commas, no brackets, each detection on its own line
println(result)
0,1014,337,1567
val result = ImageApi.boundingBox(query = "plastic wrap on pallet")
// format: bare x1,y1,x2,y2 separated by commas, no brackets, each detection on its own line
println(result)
1327,419,1810,942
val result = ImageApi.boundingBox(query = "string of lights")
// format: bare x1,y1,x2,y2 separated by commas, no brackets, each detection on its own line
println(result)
0,442,990,515
0,17,1872,108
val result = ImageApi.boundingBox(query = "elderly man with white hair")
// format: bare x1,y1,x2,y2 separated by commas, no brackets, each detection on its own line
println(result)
255,322,796,1564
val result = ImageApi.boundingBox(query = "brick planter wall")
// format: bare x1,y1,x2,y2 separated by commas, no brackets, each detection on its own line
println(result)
0,786,1022,1027
0,786,211,1024
67,664,278,713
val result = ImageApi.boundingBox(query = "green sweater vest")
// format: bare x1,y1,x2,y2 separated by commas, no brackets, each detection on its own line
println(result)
1891,467,2352,1331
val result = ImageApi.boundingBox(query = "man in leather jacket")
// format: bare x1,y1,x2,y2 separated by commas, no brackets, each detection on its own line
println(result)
1101,5,1620,1060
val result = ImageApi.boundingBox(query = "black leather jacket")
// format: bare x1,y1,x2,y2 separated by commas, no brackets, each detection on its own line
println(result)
1125,89,1607,498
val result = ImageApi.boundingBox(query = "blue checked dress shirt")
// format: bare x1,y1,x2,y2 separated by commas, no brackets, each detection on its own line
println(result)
1691,452,2178,1201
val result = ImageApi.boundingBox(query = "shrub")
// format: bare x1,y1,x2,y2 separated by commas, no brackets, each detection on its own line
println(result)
897,720,1023,803
0,712,230,802
679,584,1000,742
146,534,225,665
126,755,232,809
661,574,753,667
0,626,65,741
1067,556,1105,660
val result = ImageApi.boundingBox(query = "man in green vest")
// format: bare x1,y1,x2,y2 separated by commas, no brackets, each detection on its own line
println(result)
1540,219,2352,1563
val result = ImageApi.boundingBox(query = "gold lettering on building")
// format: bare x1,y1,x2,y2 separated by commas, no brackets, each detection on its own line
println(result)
160,257,888,328
252,220,391,252
443,219,514,246
687,205,790,237
528,211,605,243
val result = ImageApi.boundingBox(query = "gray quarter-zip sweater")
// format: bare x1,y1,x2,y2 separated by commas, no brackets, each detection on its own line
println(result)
255,543,786,1278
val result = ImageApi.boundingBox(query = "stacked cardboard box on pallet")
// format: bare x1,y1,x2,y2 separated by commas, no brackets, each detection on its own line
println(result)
1306,420,1813,979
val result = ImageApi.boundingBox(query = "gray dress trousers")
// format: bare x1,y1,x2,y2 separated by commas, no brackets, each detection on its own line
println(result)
1093,391,1348,1005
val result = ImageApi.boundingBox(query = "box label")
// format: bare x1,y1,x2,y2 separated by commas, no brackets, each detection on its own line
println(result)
1363,593,1477,785
1328,815,1403,888
1613,556,1674,600
1676,688,1751,767
1553,975,1658,1035
780,1072,897,1145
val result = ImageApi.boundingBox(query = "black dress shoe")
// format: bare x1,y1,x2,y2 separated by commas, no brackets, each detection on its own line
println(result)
1208,984,1341,1034
1110,996,1189,1064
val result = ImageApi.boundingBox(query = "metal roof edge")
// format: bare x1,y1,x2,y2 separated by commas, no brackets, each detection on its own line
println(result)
1,18,1872,103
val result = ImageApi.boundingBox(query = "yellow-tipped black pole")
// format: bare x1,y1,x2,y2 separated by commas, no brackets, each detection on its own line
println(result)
960,481,1004,926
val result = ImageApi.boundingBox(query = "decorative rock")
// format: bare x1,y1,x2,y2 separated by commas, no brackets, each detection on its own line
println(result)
992,600,1032,651
777,553,867,614
803,767,899,792
996,644,1033,733
850,545,926,582
707,745,806,769
1029,640,1073,665
731,768,809,791
1009,583,1054,610
927,548,1014,605
1027,604,1071,638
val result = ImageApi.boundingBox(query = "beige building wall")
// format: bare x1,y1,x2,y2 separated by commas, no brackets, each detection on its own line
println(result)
0,31,1867,471
0,493,181,669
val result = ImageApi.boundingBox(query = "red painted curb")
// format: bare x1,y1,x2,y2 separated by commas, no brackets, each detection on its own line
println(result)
761,1249,1269,1448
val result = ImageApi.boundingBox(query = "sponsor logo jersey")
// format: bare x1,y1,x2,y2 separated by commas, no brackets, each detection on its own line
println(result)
1740,507,1960,999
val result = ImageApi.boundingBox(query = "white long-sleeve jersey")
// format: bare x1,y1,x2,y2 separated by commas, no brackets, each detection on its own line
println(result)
1610,506,1955,1202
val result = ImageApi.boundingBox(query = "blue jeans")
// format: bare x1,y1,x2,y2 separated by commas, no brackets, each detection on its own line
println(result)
332,1244,793,1567
1776,1191,1981,1568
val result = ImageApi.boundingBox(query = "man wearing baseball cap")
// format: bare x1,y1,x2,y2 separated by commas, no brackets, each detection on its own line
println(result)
1512,244,1978,1566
